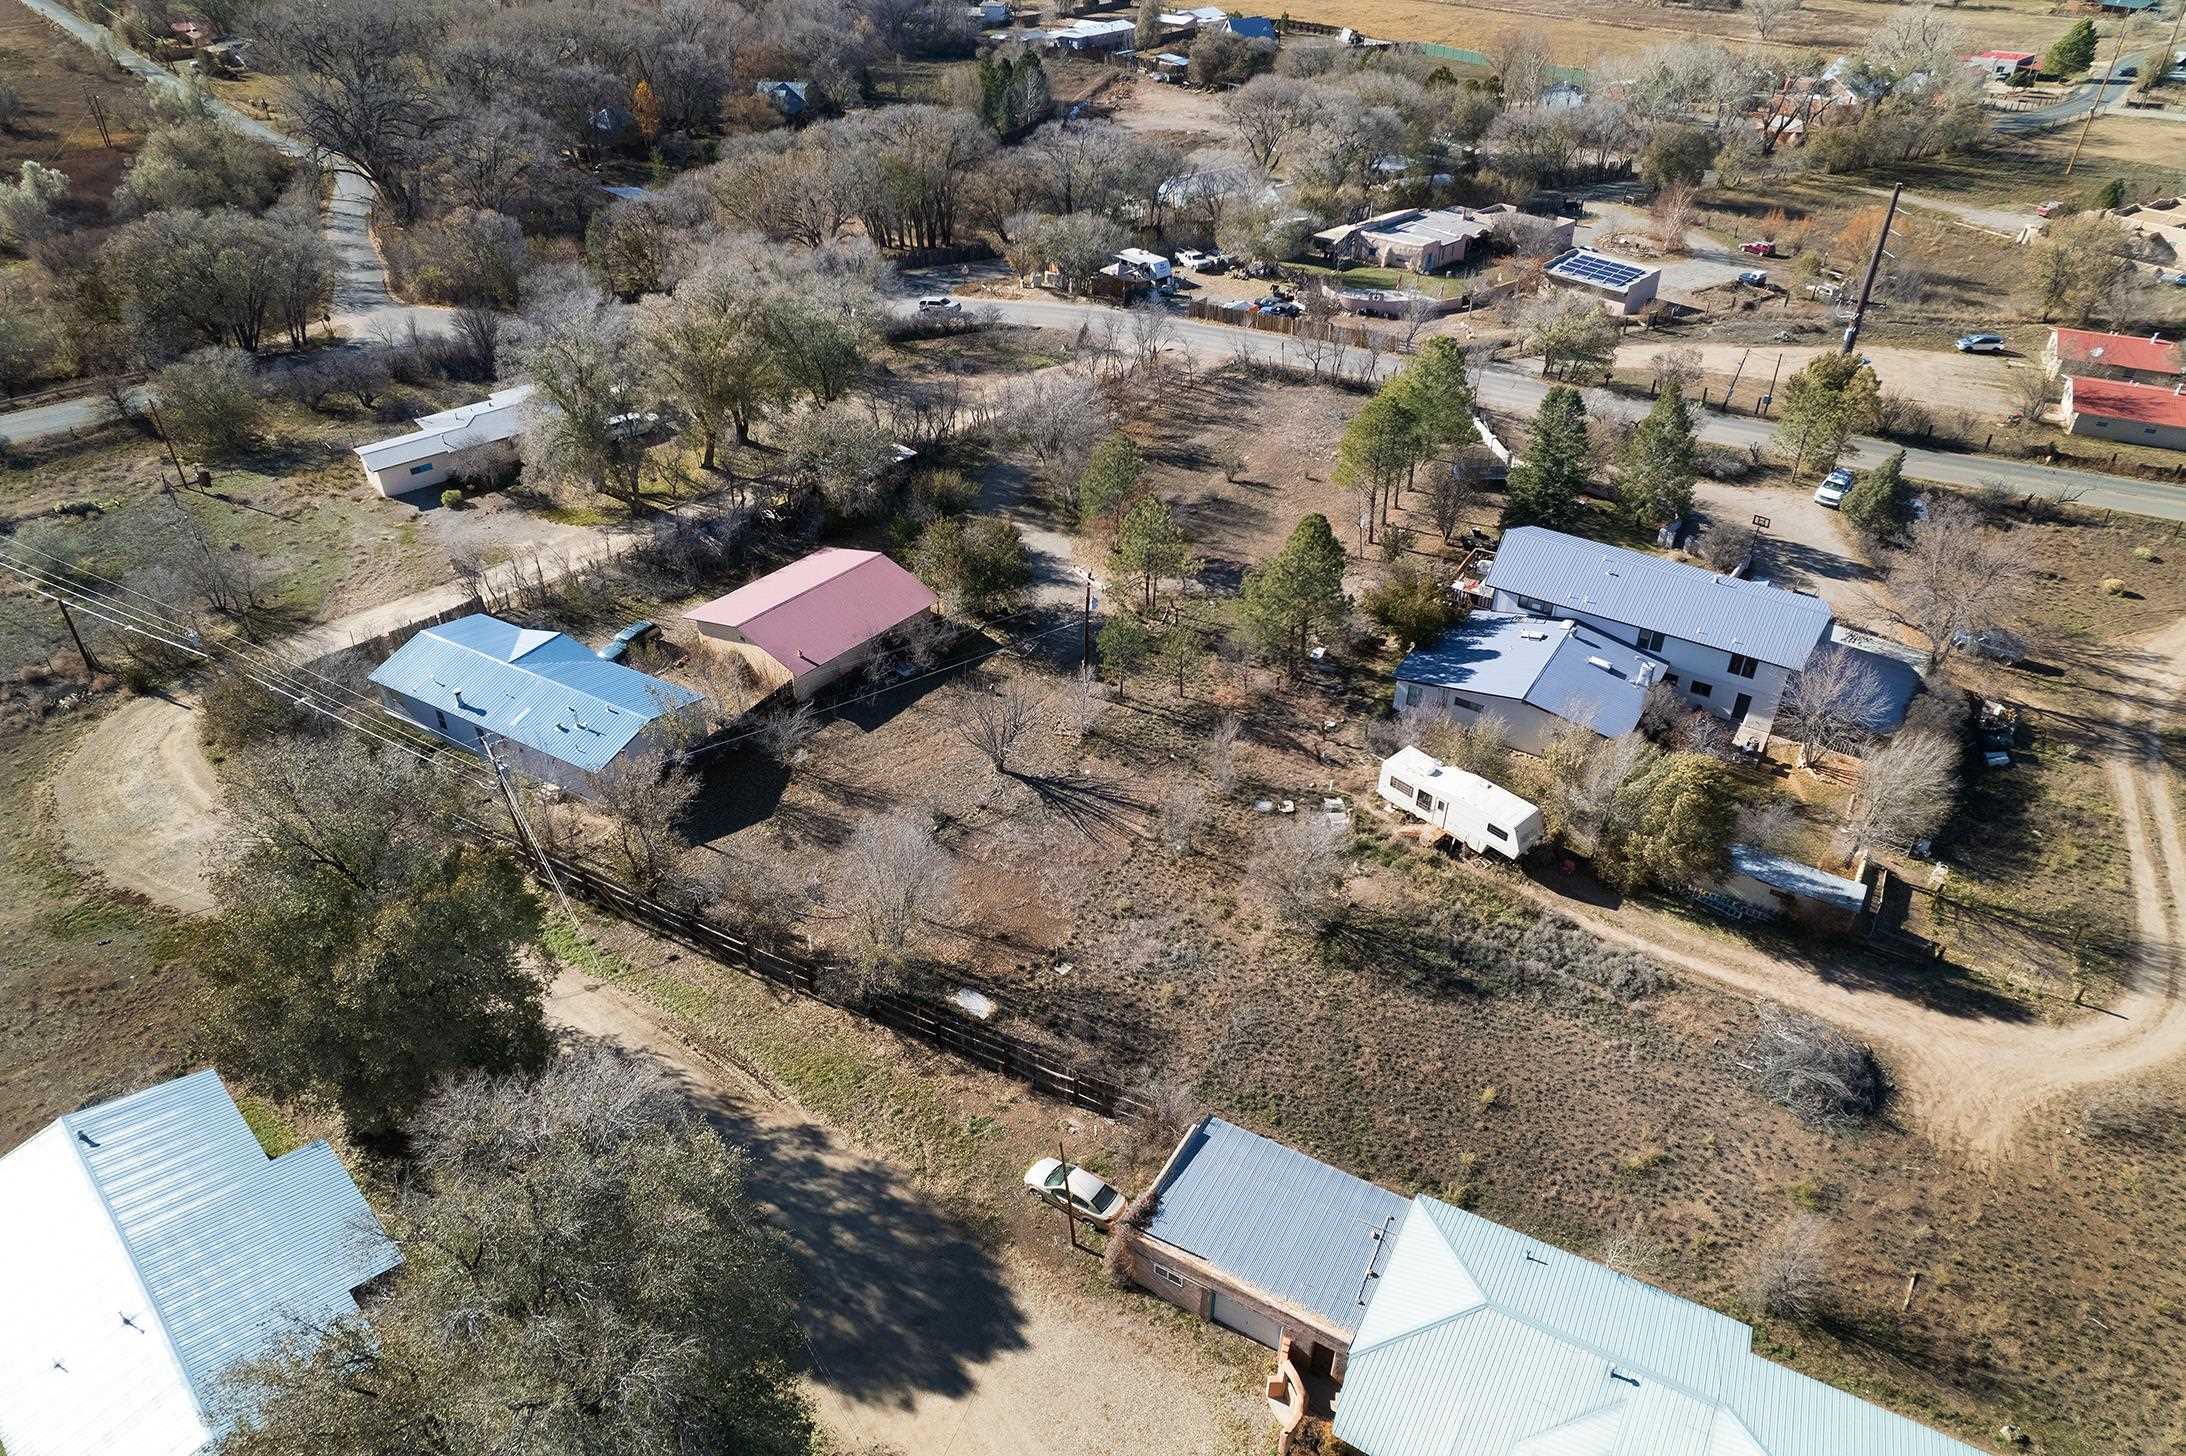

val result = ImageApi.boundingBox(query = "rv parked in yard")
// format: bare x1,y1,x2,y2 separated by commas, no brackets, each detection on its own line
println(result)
1376,747,1544,858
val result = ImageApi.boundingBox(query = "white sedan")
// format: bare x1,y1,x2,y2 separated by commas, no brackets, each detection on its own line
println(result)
1022,1158,1127,1225
916,295,962,313
1813,467,1853,509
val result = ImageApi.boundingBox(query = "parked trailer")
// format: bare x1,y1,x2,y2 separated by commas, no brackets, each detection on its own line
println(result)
1376,746,1544,858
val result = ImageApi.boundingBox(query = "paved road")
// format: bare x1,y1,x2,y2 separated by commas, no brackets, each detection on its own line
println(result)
2,0,450,445
1993,61,2144,134
973,295,2186,522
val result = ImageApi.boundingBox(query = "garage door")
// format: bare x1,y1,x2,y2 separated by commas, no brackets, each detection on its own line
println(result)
1210,1291,1283,1349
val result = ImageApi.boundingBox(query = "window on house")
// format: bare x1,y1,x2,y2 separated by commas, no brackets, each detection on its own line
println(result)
434,709,449,733
1728,653,1759,678
1663,673,1679,686
1690,680,1713,698
1452,695,1485,713
1151,1263,1186,1288
410,462,434,476
1636,629,1665,653
1515,595,1552,615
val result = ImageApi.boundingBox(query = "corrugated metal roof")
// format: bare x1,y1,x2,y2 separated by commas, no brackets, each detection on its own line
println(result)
354,385,532,472
1396,612,1657,738
1335,1197,1985,1456
368,613,700,774
1485,529,1833,671
1726,845,1866,914
1142,1117,1407,1337
684,550,937,682
0,1070,398,1456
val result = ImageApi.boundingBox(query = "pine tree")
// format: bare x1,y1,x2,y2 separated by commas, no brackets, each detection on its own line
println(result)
1841,448,1912,539
1334,391,1421,544
1240,514,1349,674
1076,432,1144,527
1135,0,1163,50
1599,751,1738,892
1618,379,1698,529
1773,354,1879,476
1502,385,1591,531
1098,611,1153,693
2044,19,2097,76
1110,494,1193,610
1386,336,1479,460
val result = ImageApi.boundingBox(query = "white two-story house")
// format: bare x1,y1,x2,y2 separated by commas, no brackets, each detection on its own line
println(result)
1481,528,1834,747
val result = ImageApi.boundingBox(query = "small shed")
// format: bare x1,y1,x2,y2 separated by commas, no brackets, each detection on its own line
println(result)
683,548,938,702
1130,1116,1409,1381
754,79,810,116
1716,844,1866,929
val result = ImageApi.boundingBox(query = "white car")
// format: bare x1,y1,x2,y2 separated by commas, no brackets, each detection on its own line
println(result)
1175,249,1212,271
1022,1158,1127,1225
1954,333,2004,354
916,295,962,313
1813,467,1853,508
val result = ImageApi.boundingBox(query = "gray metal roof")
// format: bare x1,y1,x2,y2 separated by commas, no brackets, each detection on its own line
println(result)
1336,1196,1986,1456
1143,1117,1408,1337
1395,612,1657,738
1727,845,1867,914
368,613,700,773
1485,529,1834,670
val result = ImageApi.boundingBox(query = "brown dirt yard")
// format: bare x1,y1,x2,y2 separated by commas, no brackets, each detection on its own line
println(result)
0,2,149,214
1620,342,2030,423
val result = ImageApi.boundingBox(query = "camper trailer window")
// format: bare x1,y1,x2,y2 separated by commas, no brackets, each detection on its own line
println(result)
1417,789,1436,810
1487,823,1508,841
1389,778,1417,799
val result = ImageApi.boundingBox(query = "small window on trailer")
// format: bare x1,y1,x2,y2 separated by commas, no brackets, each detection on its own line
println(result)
1487,823,1508,840
1389,778,1416,799
1151,1263,1187,1288
1415,787,1435,809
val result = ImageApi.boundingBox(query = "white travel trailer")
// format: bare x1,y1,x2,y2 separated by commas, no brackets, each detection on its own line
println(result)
1376,746,1544,858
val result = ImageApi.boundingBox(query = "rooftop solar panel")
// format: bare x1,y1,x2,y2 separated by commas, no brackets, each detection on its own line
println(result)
1546,249,1652,292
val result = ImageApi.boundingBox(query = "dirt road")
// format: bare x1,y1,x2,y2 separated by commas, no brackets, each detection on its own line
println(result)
1494,616,2186,1162
549,971,1266,1456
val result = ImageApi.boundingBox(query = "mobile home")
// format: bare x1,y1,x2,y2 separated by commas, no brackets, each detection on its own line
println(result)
1376,746,1544,858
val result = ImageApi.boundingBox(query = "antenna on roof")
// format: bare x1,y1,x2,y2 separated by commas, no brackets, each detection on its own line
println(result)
76,1131,99,1149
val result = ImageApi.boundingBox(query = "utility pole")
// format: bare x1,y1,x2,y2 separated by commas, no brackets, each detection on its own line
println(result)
84,91,113,148
57,599,100,674
481,735,579,929
2065,21,2139,177
1080,571,1093,664
1840,183,1901,357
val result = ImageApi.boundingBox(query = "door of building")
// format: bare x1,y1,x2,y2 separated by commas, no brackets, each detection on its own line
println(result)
1733,692,1753,721
1210,1291,1284,1349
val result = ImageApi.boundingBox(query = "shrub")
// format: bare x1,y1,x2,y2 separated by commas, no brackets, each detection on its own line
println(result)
1735,1007,1888,1131
2101,577,2126,595
1362,563,1461,650
440,488,464,510
1744,1214,1834,1321
151,347,263,456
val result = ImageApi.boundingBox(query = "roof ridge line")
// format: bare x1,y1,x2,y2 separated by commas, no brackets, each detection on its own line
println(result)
734,550,872,618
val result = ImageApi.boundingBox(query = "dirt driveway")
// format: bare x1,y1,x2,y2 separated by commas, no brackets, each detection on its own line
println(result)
1620,341,2031,420
550,971,1266,1456
48,693,224,914
1690,481,1894,628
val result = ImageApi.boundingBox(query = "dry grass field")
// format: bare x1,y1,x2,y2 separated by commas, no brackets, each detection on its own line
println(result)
0,3,148,213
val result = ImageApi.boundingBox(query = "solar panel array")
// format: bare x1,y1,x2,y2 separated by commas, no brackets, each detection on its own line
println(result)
1546,250,1651,291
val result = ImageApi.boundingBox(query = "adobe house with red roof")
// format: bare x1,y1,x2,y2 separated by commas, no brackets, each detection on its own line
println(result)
684,548,939,701
2043,328,2185,387
2060,375,2186,453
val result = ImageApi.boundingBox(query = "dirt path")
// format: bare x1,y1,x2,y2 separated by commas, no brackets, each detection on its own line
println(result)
47,693,223,914
549,970,1265,1456
1617,341,2030,421
1494,616,2186,1161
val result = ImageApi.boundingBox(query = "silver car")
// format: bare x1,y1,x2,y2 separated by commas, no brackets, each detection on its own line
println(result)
1813,467,1854,508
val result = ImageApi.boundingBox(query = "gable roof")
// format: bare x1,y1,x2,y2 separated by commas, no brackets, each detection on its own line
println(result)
1727,844,1868,913
0,1070,399,1456
1142,1117,1408,1338
1485,529,1834,671
1396,612,1660,738
2050,328,2184,378
684,549,938,681
354,384,535,474
1335,1196,1986,1456
2066,375,2186,431
368,613,699,773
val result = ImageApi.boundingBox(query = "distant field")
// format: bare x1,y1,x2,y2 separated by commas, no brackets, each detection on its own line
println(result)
1275,0,2079,67
0,3,147,214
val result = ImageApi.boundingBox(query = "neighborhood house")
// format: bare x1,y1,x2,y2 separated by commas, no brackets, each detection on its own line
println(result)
2059,375,2186,453
352,383,534,497
1311,205,1571,275
2043,328,2184,386
1392,611,1661,754
1542,249,1661,315
0,1070,399,1456
684,548,939,701
1481,527,1835,746
368,612,702,796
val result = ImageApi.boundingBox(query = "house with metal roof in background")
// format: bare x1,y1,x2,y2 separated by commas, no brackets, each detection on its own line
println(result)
1543,248,1661,316
368,613,702,797
2042,328,2184,387
0,1069,399,1456
1393,611,1663,755
684,548,939,702
1482,528,1835,747
1124,1116,1409,1382
351,383,534,498
2057,374,2186,453
1333,1194,1986,1456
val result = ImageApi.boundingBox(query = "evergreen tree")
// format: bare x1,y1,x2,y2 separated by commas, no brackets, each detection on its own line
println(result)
1110,494,1194,610
1841,448,1913,539
1135,0,1163,49
1362,562,1463,650
1773,354,1880,476
1599,751,1739,892
1076,431,1144,527
1334,391,1422,543
2044,19,2097,76
1098,611,1153,693
1240,514,1349,674
1386,337,1478,459
1502,385,1591,531
1618,379,1698,528
1154,611,1213,695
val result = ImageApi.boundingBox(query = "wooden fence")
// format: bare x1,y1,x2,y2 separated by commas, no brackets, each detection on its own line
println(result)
537,849,1156,1123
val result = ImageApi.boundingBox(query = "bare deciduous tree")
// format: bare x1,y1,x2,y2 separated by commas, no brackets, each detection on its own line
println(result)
1736,1006,1888,1131
1427,461,1482,543
1156,783,1209,855
1779,646,1893,757
1743,1213,1835,1321
1207,712,1243,795
591,751,699,894
1247,813,1347,931
836,814,957,971
1842,730,1957,853
755,701,823,766
1884,498,2031,668
947,680,1040,774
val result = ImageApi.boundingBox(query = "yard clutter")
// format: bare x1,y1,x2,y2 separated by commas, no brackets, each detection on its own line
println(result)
1376,746,1544,858
682,547,939,702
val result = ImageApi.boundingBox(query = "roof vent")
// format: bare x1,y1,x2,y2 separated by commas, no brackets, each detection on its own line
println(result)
1587,655,1614,671
1520,630,1549,641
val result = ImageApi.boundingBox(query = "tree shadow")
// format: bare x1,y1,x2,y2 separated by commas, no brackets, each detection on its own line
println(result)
1007,769,1148,841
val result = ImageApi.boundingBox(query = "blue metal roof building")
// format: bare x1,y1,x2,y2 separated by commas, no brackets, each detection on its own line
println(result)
368,613,700,785
1335,1196,1985,1456
1396,611,1660,740
1140,1117,1408,1346
1485,528,1833,672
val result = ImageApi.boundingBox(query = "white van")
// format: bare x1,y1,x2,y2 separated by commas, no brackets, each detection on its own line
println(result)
1376,746,1545,859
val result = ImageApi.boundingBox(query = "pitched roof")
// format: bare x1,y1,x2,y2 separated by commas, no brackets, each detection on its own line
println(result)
2066,374,2186,430
1395,612,1658,738
354,384,535,473
684,549,938,681
368,613,700,773
1727,844,1868,913
0,1070,399,1456
2050,328,2183,377
1484,528,1834,671
1142,1117,1409,1338
1334,1196,1986,1456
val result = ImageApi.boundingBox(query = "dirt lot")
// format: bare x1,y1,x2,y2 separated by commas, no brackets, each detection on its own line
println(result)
0,2,149,213
1621,342,2029,423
